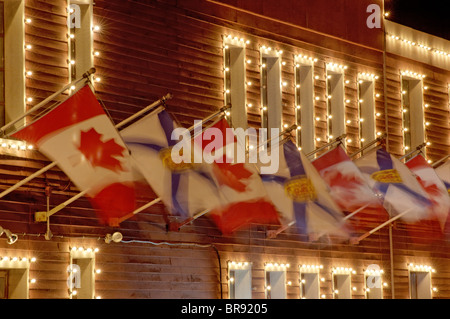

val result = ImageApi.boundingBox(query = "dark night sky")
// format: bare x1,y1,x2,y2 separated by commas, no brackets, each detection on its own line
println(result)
385,0,450,40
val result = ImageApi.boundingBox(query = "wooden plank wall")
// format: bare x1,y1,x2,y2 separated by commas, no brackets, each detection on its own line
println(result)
0,0,448,299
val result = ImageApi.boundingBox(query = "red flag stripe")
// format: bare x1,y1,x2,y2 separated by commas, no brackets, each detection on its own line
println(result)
12,85,105,145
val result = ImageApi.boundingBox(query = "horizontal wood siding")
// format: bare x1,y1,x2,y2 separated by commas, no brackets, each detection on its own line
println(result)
0,0,448,299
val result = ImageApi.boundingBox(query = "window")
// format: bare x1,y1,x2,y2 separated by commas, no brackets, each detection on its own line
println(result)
264,263,288,299
294,55,315,154
68,0,94,87
3,0,25,127
261,47,282,141
69,247,98,299
0,257,32,299
228,261,252,299
299,264,322,299
325,64,346,143
0,270,7,299
408,264,435,299
332,267,353,299
364,266,384,299
357,73,377,150
223,35,248,130
410,271,431,299
401,73,425,157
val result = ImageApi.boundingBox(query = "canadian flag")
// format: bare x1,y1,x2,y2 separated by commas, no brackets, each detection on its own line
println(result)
312,145,380,212
12,85,138,226
406,154,450,229
195,119,281,234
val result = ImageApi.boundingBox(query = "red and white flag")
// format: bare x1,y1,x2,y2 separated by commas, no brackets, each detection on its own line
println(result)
195,119,281,234
435,160,450,195
312,145,380,212
12,85,138,226
406,154,450,229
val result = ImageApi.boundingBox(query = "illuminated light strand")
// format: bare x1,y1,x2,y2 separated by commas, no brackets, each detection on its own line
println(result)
332,267,356,274
358,72,379,81
260,45,283,56
224,34,251,45
401,70,426,79
295,54,318,65
70,246,99,255
326,62,348,71
299,264,323,273
265,262,290,270
0,256,36,263
407,263,436,273
388,33,450,58
364,268,385,275
228,261,251,269
0,138,34,151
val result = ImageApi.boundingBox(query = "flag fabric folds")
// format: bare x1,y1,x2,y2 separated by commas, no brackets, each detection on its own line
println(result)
120,109,222,218
312,145,380,212
435,160,450,195
195,119,281,234
354,148,431,222
260,140,349,238
12,85,138,226
406,154,450,229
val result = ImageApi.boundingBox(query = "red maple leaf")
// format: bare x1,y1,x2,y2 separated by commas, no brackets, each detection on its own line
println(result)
324,171,363,188
416,176,441,196
77,128,126,172
213,156,253,192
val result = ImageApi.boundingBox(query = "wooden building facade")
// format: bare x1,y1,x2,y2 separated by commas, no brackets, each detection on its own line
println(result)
0,0,449,299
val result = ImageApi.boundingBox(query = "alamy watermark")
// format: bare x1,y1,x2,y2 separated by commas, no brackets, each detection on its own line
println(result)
366,4,382,29
366,264,382,288
67,264,81,290
67,4,81,29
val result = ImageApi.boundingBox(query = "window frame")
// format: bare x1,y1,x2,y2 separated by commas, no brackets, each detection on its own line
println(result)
332,267,353,299
264,263,288,299
0,257,31,299
68,0,95,88
357,74,377,150
400,74,425,158
260,47,282,142
325,64,346,143
4,0,26,127
223,35,248,130
227,261,252,299
294,55,315,154
299,264,322,299
69,247,97,299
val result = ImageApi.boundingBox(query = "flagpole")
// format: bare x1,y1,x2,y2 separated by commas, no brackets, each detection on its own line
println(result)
0,68,96,137
349,133,386,158
432,154,449,167
189,106,231,136
351,208,413,244
398,142,426,161
115,93,173,128
116,198,162,225
342,203,371,221
266,221,296,239
306,134,346,159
